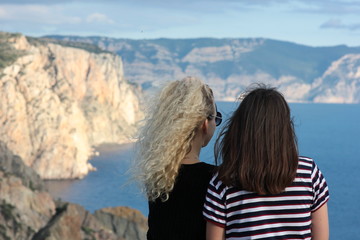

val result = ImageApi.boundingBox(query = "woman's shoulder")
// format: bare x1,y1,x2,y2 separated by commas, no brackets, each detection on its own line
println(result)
200,162,216,169
298,156,314,163
182,162,215,170
179,162,216,184
198,162,217,176
298,156,318,170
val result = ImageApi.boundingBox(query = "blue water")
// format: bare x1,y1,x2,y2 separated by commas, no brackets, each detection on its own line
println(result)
45,102,360,240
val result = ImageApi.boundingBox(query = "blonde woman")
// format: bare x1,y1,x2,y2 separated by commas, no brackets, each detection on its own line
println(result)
135,77,222,240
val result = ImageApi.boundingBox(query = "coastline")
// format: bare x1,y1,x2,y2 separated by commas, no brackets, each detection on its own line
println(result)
92,142,135,155
44,141,147,215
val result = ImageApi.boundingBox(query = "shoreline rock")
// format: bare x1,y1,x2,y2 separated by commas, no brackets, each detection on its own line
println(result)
0,141,147,240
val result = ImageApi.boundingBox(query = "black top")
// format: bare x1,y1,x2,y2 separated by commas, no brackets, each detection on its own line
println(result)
147,162,215,240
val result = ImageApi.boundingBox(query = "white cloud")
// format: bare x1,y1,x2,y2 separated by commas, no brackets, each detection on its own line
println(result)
0,7,9,18
321,19,360,31
86,13,114,24
291,0,360,15
320,19,345,29
0,4,82,24
0,0,359,46
25,5,50,15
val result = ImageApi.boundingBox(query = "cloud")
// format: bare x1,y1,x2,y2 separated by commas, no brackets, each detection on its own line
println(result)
0,4,82,24
1,0,359,46
320,19,360,31
0,5,49,20
0,6,8,17
86,13,114,24
1,0,359,16
0,0,67,4
292,0,360,15
320,19,345,29
0,0,288,13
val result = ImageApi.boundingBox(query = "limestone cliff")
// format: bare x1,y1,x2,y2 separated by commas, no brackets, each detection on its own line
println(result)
0,32,143,179
310,54,360,103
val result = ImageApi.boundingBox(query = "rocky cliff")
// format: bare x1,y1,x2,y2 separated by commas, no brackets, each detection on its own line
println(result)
0,32,143,179
0,141,147,240
0,141,55,239
309,54,360,103
47,36,360,103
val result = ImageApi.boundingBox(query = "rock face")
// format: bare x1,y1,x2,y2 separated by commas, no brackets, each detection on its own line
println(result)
47,36,360,103
0,32,143,179
0,143,147,240
310,54,360,103
32,203,148,240
0,141,56,240
94,207,147,240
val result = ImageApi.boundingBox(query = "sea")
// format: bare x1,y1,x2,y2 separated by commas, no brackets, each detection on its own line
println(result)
45,102,360,240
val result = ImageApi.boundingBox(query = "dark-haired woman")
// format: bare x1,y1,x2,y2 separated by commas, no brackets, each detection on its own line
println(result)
203,85,329,240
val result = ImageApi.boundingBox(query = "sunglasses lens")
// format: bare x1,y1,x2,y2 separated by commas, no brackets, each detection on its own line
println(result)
216,112,222,126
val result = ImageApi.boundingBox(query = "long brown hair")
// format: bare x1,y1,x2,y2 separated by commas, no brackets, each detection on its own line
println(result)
215,84,298,195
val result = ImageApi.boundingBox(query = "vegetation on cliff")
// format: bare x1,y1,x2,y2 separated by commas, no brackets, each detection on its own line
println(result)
0,32,25,69
27,36,111,54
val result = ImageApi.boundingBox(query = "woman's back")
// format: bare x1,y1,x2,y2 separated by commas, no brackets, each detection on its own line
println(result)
203,156,329,239
148,162,214,240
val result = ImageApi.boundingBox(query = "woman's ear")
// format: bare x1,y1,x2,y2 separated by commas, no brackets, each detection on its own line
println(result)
201,119,210,147
202,119,209,134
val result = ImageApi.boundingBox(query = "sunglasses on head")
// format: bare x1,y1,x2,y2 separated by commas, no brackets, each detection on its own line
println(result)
208,105,222,126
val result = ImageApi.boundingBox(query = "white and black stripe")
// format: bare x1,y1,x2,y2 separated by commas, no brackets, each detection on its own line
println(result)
203,157,330,240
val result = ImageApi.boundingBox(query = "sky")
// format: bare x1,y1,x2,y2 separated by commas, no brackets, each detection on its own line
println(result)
0,0,360,47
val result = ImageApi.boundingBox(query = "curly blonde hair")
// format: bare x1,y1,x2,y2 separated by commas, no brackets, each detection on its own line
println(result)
134,77,214,202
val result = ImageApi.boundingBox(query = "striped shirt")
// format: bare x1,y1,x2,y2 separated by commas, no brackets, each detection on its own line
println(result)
203,157,330,240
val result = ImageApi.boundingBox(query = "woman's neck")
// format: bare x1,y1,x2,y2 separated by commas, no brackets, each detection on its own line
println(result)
182,141,202,164
181,129,203,164
182,154,200,164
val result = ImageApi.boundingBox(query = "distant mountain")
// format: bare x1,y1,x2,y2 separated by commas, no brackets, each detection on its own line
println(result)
45,35,360,103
